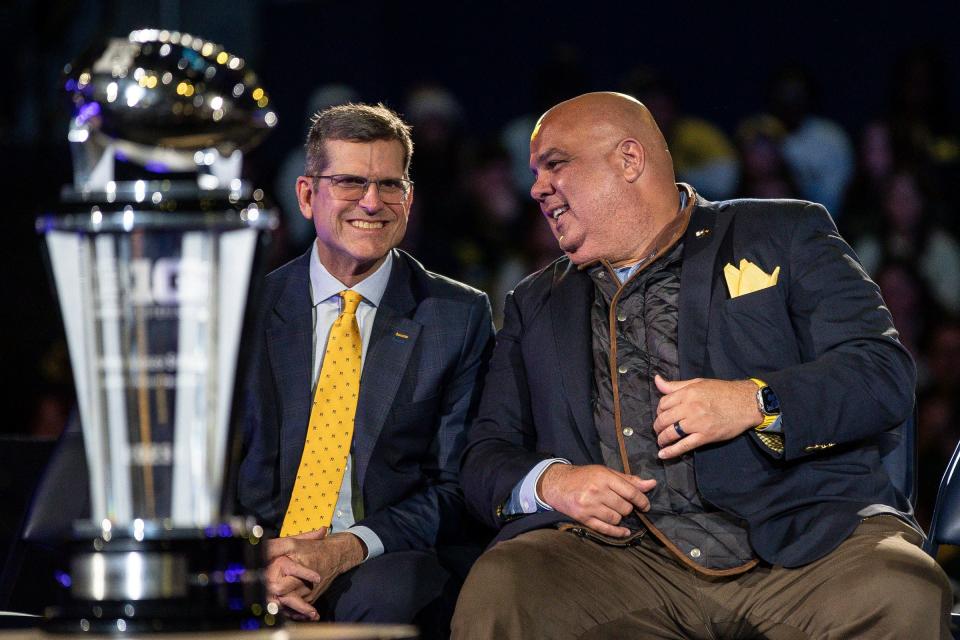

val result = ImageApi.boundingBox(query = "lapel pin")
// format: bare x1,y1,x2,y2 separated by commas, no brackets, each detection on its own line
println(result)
394,331,409,340
695,228,711,238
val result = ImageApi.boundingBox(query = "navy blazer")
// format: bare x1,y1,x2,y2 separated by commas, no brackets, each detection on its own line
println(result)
238,249,494,553
461,195,916,567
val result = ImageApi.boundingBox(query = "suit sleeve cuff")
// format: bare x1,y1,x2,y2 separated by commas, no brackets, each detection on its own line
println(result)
762,414,783,434
346,526,383,561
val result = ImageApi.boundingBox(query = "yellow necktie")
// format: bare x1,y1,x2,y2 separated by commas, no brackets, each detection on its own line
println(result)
280,290,364,537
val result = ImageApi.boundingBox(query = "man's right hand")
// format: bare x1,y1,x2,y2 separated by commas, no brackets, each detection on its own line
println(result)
537,464,656,537
264,528,328,620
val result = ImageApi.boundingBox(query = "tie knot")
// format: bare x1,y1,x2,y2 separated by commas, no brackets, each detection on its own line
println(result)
340,290,363,315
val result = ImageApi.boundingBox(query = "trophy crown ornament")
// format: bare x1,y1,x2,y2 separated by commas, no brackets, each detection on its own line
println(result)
64,29,277,190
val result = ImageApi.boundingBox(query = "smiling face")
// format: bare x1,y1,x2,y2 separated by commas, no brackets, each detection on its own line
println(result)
530,108,661,266
529,118,624,264
528,93,679,267
297,138,413,286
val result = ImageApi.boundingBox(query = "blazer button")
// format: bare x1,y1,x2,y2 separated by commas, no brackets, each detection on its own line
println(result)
618,364,628,374
622,427,634,437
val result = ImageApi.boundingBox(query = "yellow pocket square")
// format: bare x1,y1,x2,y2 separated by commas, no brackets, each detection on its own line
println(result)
724,259,780,298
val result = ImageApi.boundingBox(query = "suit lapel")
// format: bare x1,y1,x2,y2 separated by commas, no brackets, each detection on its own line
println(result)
549,261,603,462
353,252,421,490
679,198,732,378
265,251,315,496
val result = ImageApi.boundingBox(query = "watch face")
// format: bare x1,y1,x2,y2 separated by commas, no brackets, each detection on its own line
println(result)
760,386,781,414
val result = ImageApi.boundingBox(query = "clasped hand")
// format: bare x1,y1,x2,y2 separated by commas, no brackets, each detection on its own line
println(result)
264,528,366,621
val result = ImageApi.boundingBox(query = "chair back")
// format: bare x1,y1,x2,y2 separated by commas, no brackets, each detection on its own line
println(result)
0,417,87,613
924,438,960,557
0,436,57,610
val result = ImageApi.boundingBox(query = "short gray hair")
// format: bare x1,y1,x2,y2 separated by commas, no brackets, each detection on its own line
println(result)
305,102,414,178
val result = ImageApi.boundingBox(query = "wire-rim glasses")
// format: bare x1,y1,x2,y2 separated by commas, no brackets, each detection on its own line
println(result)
306,174,413,204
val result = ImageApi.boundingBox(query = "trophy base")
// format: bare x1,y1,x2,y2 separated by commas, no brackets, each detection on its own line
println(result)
43,521,276,634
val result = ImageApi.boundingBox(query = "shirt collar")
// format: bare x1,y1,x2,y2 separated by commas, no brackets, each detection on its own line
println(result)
611,187,689,282
580,184,694,273
309,242,393,308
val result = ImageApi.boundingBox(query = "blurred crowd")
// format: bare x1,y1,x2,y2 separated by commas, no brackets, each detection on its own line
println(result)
20,46,960,535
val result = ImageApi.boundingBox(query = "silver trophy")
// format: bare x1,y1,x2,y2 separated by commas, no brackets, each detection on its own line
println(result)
37,29,278,633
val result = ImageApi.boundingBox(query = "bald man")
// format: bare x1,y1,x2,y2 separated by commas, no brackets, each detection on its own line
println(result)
452,93,949,638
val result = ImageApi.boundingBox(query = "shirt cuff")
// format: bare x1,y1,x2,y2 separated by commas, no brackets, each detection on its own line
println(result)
763,414,783,434
346,525,383,561
503,458,570,515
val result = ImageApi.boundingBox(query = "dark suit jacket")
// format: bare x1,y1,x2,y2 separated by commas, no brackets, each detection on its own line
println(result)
461,194,916,568
238,249,494,553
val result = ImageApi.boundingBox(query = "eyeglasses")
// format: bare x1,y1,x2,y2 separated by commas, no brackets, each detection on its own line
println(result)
307,174,413,204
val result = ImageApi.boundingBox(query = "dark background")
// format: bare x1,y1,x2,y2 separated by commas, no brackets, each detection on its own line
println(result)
5,0,958,430
2,0,960,582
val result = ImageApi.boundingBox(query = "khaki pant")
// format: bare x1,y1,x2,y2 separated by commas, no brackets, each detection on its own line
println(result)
451,515,951,639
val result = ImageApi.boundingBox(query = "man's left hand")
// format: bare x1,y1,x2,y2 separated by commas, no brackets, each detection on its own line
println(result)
652,374,762,459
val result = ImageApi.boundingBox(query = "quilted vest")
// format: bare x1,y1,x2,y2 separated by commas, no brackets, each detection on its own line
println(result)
589,240,756,573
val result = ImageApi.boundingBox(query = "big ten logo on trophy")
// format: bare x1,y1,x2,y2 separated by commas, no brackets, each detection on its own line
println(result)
125,256,211,306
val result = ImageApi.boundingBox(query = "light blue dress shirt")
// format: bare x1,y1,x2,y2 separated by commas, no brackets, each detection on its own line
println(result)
308,243,394,559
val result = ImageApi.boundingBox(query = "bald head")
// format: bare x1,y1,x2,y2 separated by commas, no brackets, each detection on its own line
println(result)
528,92,683,266
533,92,675,186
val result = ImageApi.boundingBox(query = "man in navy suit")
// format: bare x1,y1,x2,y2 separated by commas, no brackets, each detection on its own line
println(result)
238,103,493,632
452,93,949,638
